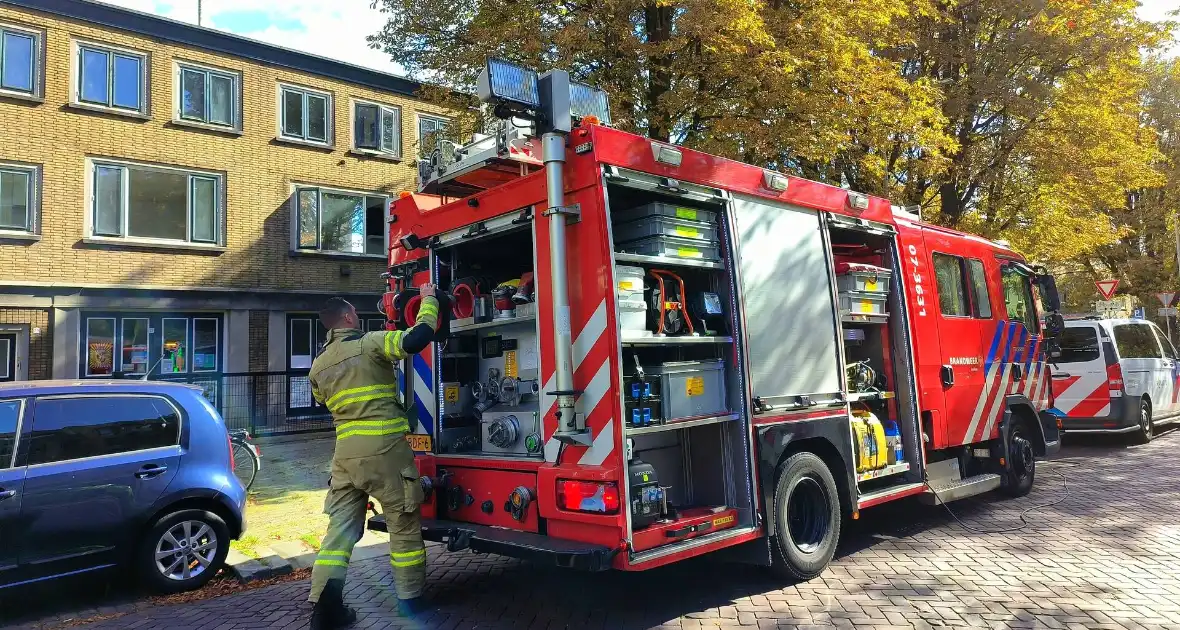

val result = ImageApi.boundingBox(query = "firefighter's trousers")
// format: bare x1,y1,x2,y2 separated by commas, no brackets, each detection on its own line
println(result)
308,438,426,602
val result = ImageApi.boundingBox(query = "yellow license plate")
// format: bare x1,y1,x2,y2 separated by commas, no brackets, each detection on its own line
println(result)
407,434,432,452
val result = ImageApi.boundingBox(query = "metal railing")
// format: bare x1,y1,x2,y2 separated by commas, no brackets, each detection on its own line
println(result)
147,371,333,435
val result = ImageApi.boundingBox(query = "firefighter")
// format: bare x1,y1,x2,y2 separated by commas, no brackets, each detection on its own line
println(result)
306,286,439,629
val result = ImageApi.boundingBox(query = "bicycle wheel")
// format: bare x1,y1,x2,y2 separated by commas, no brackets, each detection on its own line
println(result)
231,442,259,491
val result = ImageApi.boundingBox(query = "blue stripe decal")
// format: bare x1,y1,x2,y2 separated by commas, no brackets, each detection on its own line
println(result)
983,321,1006,372
1002,321,1020,366
411,354,433,434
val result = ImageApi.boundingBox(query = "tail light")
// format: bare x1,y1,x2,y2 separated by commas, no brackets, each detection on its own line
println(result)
1109,363,1125,395
556,480,620,514
227,434,235,472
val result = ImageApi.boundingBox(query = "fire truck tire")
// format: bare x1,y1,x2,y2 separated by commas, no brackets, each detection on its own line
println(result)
1000,417,1036,498
769,452,841,581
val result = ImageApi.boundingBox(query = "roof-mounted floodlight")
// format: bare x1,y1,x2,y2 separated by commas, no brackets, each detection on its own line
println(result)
570,81,611,125
477,59,540,114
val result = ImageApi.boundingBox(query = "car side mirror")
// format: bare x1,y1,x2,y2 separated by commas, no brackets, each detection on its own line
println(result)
1035,274,1061,313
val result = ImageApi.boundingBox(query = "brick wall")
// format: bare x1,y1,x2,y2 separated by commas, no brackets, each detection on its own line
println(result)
248,310,268,372
0,308,51,379
0,4,450,295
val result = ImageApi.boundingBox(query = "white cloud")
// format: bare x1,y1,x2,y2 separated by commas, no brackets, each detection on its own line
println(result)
94,0,407,76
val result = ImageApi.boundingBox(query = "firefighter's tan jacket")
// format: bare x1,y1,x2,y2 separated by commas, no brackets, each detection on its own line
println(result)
308,297,439,458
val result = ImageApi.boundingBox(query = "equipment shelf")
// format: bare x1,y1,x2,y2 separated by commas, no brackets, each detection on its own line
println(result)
614,252,726,271
622,335,734,346
451,313,537,333
856,461,910,483
625,412,740,436
847,391,895,402
841,312,890,325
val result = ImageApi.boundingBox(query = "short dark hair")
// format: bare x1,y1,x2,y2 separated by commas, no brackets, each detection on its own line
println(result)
320,297,354,329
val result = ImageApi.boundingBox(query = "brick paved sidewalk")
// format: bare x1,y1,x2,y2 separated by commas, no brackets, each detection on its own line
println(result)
11,431,1180,629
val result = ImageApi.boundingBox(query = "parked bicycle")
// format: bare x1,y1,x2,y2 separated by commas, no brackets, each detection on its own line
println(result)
229,429,261,491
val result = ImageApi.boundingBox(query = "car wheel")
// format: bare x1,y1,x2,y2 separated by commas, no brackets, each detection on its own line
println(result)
769,452,841,582
138,509,230,594
1133,400,1153,445
1000,419,1036,498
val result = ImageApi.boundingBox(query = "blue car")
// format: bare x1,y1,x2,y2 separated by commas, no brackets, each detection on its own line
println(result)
0,380,246,593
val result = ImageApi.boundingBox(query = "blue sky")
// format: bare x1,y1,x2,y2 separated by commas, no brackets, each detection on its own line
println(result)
97,0,1178,73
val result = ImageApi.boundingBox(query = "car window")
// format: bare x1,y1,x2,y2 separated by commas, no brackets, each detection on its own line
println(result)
1113,324,1163,360
932,253,969,317
27,396,180,466
966,259,992,318
1152,325,1177,360
1058,327,1101,364
0,400,20,469
1000,264,1038,331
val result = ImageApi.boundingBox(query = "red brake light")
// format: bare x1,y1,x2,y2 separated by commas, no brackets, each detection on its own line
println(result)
556,479,620,514
227,434,235,471
1109,363,1125,392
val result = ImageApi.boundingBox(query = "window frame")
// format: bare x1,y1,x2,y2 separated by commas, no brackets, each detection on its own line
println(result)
0,338,9,380
173,60,242,132
191,317,220,373
0,22,43,100
416,113,449,141
24,394,183,468
84,316,117,377
70,39,148,116
351,98,402,159
160,317,189,374
0,398,25,470
87,157,224,247
290,184,390,258
0,161,40,236
278,83,333,146
119,316,150,375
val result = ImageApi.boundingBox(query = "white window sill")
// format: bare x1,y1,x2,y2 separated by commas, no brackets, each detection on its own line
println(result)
290,249,385,261
67,101,150,120
0,90,43,104
83,237,227,254
275,136,334,151
348,149,402,163
0,231,40,242
170,118,243,136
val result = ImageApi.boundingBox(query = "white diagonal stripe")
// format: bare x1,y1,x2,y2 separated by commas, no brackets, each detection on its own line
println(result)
413,370,434,421
572,300,608,370
979,362,1013,442
965,360,1002,443
541,361,611,462
579,419,616,466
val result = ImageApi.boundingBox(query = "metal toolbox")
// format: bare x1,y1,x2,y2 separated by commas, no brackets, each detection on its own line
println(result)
644,360,728,421
616,234,721,262
612,201,718,226
839,290,888,316
614,215,718,245
835,263,891,294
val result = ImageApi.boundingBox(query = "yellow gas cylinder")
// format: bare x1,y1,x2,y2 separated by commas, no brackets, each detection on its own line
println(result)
849,415,870,473
865,413,888,469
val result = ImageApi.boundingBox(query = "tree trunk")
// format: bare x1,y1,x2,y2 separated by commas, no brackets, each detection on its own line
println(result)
644,3,673,141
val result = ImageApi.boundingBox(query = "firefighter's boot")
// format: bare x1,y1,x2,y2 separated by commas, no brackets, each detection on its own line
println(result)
310,579,356,630
397,596,425,617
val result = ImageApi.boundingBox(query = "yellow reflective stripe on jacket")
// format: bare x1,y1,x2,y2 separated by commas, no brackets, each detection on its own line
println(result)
384,330,405,361
390,548,426,567
335,418,410,441
328,391,398,413
324,383,396,409
314,549,351,568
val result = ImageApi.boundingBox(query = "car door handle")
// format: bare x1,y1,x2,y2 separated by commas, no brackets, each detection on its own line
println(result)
135,464,169,479
1052,373,1071,379
0,489,16,501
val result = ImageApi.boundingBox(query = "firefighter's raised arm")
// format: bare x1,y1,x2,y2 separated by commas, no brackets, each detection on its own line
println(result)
363,284,440,363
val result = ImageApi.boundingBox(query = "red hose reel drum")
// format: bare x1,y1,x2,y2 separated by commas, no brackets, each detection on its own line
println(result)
403,295,423,327
452,283,477,319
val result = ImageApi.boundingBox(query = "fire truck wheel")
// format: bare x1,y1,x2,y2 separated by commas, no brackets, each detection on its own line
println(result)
770,452,840,582
1132,399,1153,445
1000,418,1036,498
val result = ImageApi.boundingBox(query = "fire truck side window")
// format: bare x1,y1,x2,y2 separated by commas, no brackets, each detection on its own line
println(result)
1000,266,1038,331
932,253,969,317
966,259,992,318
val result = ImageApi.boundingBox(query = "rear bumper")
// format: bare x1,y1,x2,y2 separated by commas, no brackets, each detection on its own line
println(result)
367,515,616,571
1060,396,1138,433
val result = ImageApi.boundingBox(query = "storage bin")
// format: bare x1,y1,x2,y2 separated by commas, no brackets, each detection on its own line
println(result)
614,215,718,245
645,360,728,421
835,263,891,294
839,290,887,316
613,201,718,226
617,235,721,262
619,299,649,337
615,265,646,303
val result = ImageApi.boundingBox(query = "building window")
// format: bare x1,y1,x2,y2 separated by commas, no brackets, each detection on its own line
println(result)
417,114,448,141
193,318,219,372
288,316,327,370
280,85,331,144
161,318,188,374
177,63,238,128
353,100,401,157
366,318,386,332
121,317,150,375
85,317,116,376
74,42,146,113
0,25,39,96
90,160,221,245
294,186,388,256
0,163,37,233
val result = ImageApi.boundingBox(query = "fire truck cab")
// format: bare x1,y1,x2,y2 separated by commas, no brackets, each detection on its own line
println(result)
369,60,1063,579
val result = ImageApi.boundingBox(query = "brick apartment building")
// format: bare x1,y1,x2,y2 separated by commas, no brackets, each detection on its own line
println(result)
0,0,449,419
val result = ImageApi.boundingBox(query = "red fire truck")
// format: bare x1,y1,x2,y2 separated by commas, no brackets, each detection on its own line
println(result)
369,60,1063,579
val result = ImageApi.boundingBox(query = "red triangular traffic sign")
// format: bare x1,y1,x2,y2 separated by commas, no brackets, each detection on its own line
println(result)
1096,279,1119,300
